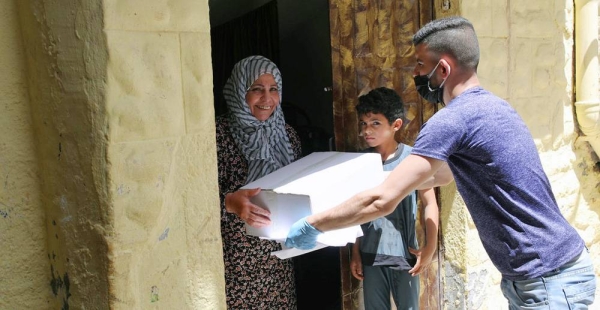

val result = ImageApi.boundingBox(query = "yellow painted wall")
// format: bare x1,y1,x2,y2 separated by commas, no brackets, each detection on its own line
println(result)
104,0,225,306
12,0,225,309
0,0,50,309
17,0,115,307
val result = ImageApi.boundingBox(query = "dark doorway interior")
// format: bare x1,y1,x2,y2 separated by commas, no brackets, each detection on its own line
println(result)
293,247,341,310
209,1,339,309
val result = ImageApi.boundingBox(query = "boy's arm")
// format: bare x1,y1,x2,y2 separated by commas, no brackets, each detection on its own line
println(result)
408,187,439,276
351,238,364,280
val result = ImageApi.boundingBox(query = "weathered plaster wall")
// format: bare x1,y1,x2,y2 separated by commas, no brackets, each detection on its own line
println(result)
0,0,49,309
17,0,114,308
446,0,600,308
15,0,224,309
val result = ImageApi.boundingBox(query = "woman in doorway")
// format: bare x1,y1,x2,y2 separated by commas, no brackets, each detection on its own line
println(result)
216,55,301,309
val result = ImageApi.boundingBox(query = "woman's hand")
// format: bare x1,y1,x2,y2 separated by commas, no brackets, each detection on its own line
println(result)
225,188,271,228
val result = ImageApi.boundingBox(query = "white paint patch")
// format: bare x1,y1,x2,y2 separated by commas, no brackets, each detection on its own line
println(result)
59,195,72,223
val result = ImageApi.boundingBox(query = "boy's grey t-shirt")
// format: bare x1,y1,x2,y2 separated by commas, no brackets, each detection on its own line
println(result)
359,144,419,271
412,86,583,281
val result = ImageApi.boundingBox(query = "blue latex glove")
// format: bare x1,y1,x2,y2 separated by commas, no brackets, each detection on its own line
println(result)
285,217,322,250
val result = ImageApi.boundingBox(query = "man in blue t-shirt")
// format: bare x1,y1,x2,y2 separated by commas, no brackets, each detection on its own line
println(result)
285,16,597,308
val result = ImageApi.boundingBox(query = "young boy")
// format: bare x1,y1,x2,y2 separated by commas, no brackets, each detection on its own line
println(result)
350,87,439,310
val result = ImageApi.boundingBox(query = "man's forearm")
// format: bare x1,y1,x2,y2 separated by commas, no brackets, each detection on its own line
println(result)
305,154,442,233
307,188,386,232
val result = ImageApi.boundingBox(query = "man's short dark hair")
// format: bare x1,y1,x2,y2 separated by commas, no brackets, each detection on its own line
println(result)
356,87,404,124
412,16,480,70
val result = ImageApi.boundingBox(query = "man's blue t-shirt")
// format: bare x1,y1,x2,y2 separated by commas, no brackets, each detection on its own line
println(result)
412,86,583,281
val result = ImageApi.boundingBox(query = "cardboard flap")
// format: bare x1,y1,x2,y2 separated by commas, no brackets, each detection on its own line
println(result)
242,152,382,195
245,191,311,239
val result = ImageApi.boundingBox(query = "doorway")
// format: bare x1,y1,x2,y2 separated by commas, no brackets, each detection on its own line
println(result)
209,0,442,309
328,1,442,309
209,1,339,309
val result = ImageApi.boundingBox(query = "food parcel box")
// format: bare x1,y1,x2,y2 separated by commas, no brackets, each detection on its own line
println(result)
241,151,384,258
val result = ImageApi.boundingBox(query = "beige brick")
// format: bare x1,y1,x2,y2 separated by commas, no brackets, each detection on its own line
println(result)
511,0,557,38
180,32,215,134
511,38,568,100
463,0,508,37
478,38,508,99
511,97,565,151
164,133,223,308
510,39,536,98
104,0,210,32
110,218,191,309
106,31,185,142
110,139,177,246
108,132,223,308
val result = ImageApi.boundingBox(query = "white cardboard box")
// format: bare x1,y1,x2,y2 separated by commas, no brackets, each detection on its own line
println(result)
241,151,384,258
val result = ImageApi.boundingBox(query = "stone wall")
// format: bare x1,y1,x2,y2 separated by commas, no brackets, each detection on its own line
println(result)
455,0,600,308
104,1,224,308
12,0,225,309
0,0,49,308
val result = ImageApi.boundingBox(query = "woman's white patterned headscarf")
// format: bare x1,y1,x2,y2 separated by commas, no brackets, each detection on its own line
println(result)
223,55,295,183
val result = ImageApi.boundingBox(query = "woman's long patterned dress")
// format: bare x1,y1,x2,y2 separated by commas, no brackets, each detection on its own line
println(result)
216,115,302,309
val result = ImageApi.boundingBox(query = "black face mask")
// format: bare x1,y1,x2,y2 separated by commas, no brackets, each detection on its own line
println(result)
413,61,447,105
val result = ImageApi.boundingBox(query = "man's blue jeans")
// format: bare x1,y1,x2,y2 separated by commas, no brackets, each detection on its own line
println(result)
501,248,596,309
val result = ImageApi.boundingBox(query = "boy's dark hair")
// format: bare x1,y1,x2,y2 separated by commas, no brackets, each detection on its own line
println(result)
412,16,480,71
355,87,404,124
